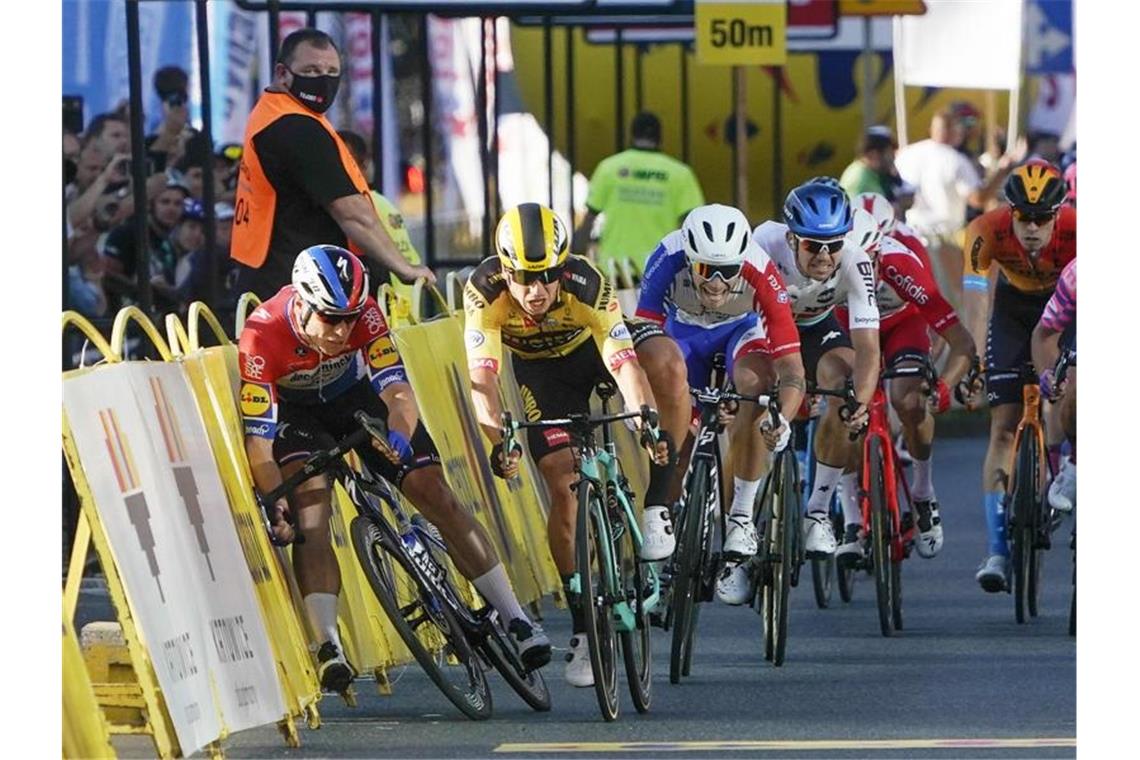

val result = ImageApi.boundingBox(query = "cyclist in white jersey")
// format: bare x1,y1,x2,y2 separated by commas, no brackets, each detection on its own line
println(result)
752,180,880,557
630,204,805,602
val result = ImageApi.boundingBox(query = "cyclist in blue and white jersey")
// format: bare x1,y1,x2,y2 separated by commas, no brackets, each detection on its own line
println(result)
752,180,881,558
628,204,805,603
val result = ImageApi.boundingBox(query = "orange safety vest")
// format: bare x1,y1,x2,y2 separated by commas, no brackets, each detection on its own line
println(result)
231,90,369,269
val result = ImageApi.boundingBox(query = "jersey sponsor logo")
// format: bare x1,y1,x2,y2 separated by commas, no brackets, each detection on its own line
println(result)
543,428,571,448
362,308,385,336
244,422,272,437
367,336,400,370
970,235,985,273
244,354,266,379
465,329,486,349
621,168,669,181
852,316,878,326
856,260,876,307
239,382,273,418
609,322,632,341
373,367,408,392
608,347,637,370
469,357,500,373
884,264,929,305
767,274,781,292
777,291,789,304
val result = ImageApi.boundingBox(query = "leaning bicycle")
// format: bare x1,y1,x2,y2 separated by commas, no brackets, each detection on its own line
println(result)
261,411,550,720
502,384,662,722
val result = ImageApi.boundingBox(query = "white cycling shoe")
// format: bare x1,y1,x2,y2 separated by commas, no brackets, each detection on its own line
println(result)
975,554,1010,593
564,635,594,687
639,505,676,561
913,500,944,559
1048,456,1076,513
803,513,837,557
715,561,753,605
723,515,759,557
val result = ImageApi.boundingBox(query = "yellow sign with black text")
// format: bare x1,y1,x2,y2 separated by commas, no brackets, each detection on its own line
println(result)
695,0,787,66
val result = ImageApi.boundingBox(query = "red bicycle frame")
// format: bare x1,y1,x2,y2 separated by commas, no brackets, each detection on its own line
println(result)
858,383,916,564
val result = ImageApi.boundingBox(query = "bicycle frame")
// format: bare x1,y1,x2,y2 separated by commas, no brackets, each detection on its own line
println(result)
1008,381,1049,496
859,385,913,563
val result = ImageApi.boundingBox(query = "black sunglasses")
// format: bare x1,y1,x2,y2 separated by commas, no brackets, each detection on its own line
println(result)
1013,208,1057,225
314,310,362,325
799,237,846,256
503,265,565,286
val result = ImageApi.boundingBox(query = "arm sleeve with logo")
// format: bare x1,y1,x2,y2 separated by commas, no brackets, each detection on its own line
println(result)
254,115,359,207
634,243,681,323
352,300,409,394
741,259,801,358
1039,259,1076,333
962,216,993,291
587,279,637,372
463,280,504,374
842,248,880,330
236,321,281,440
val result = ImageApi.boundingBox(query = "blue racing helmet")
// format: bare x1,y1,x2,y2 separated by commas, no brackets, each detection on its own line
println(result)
782,181,854,238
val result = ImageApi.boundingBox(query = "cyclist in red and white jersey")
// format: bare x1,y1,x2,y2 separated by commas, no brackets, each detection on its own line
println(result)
238,245,550,691
837,209,981,560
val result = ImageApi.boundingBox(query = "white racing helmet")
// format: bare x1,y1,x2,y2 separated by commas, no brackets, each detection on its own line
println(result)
682,203,752,280
853,191,896,237
846,207,883,259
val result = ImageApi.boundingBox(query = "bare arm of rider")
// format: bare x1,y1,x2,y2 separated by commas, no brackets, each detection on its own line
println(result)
850,327,881,407
1030,322,1061,381
327,192,435,285
773,353,807,426
379,381,420,442
245,434,293,544
470,366,506,445
938,321,979,391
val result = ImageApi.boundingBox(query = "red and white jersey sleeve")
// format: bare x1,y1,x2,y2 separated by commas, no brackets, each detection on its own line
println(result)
877,237,958,332
890,222,934,271
739,252,800,358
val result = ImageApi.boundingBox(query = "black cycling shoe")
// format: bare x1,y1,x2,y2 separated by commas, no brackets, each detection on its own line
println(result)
508,618,552,671
317,641,357,693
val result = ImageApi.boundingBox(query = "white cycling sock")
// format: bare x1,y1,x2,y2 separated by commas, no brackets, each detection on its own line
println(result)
806,463,843,517
472,563,528,624
838,471,861,527
304,592,342,653
730,477,762,521
911,455,934,502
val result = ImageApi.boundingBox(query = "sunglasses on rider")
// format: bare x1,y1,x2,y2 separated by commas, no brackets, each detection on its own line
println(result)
799,237,846,256
1012,208,1057,225
314,309,362,325
690,261,743,282
502,265,565,286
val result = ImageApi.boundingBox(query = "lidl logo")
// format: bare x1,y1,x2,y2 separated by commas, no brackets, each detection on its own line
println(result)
367,336,400,370
240,382,273,418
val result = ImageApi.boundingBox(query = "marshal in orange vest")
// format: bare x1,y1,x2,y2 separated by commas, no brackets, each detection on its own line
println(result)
231,91,369,270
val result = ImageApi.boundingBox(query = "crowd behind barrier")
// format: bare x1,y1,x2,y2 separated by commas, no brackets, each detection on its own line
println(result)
64,276,651,755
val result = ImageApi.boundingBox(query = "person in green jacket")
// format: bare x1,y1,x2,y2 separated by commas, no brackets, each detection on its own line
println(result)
840,125,898,200
572,112,705,272
339,130,422,301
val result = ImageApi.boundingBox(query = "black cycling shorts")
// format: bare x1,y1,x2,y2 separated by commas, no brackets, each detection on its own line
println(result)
985,277,1052,407
273,379,441,489
798,312,853,383
511,339,612,462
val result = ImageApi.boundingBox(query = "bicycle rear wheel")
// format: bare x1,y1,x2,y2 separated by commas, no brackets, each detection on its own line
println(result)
618,501,652,713
868,437,895,637
476,613,551,712
670,460,709,684
577,480,620,721
349,517,492,720
1010,430,1040,625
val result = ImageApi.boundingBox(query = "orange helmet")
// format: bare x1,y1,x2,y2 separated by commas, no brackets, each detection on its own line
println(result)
1004,160,1067,214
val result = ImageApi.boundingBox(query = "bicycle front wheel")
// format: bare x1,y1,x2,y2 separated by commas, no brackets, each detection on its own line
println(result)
476,614,551,712
577,480,620,721
670,460,710,684
1010,430,1041,625
868,438,895,638
618,498,652,713
349,517,492,720
762,451,797,665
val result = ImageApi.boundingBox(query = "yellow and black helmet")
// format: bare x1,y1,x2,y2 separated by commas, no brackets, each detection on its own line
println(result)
1004,160,1067,214
495,203,570,273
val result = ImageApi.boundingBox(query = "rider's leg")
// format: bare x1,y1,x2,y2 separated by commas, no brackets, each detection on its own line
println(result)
284,466,343,648
889,359,945,557
805,346,857,556
633,332,691,506
728,352,775,518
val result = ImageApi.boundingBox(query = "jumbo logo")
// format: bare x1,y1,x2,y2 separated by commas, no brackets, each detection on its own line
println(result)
367,336,399,370
239,382,272,418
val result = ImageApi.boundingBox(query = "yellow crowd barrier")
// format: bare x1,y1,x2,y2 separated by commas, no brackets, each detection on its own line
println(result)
63,613,116,759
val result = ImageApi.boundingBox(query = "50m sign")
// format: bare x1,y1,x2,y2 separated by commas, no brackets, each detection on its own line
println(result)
696,0,787,66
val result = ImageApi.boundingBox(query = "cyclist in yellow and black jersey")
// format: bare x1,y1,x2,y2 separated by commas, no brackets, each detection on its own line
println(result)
464,203,671,689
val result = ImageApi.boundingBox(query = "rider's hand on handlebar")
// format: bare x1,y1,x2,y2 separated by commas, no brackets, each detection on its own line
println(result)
716,398,739,429
637,407,672,467
491,440,522,479
759,412,791,452
923,378,952,415
371,429,413,466
843,402,870,435
269,497,296,545
1038,368,1056,401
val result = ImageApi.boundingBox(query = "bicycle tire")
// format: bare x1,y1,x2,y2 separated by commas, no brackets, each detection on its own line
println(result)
767,450,798,666
1010,430,1039,625
619,508,652,713
577,479,620,721
476,615,551,712
349,517,492,720
1068,527,1076,637
868,437,895,637
670,459,709,684
811,556,833,609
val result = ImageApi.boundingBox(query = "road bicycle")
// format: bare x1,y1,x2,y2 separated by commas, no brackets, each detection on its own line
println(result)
812,360,937,637
989,363,1066,624
260,411,550,720
502,384,661,722
803,412,851,609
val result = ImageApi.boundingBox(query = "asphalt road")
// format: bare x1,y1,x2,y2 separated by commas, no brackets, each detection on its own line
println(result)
101,436,1076,759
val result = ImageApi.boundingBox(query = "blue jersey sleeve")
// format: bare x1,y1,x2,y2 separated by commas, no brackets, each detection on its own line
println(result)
636,242,684,323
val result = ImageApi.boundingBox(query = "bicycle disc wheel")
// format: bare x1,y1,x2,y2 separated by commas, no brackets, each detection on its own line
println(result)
577,480,619,721
868,438,895,637
619,505,652,713
477,614,551,712
349,517,492,720
1011,431,1039,625
670,460,709,684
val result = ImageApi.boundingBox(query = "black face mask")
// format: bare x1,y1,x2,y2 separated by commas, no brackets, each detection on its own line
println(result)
287,69,340,114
